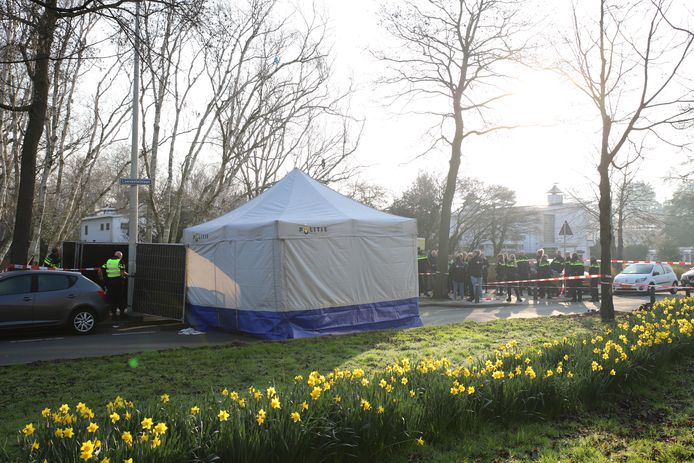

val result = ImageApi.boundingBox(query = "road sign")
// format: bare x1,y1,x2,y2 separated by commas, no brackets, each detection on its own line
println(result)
558,221,573,236
119,178,151,186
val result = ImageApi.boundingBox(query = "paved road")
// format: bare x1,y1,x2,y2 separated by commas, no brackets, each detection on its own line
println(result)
0,323,250,366
0,294,668,366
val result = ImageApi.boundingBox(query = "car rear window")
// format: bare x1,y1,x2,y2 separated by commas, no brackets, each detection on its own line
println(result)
37,274,77,292
0,275,32,296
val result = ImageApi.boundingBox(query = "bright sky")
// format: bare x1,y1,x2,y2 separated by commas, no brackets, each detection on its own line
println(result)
320,0,693,206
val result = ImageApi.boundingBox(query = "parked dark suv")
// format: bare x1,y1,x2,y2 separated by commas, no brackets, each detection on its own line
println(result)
0,270,109,334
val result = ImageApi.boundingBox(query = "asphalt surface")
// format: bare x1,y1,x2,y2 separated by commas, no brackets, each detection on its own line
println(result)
0,293,670,366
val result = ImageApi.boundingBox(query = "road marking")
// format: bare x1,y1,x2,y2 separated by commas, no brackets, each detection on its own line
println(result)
10,337,64,343
112,331,157,336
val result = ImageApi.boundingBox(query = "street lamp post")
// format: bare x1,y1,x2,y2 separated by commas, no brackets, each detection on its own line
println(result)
127,0,140,314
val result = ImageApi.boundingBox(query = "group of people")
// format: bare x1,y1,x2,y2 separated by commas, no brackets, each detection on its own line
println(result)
419,248,489,303
418,247,601,304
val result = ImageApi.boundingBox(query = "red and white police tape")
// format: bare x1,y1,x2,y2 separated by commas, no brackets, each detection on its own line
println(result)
2,264,100,272
485,274,604,286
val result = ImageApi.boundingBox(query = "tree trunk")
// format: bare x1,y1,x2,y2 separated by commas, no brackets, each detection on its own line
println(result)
616,208,624,261
435,97,464,299
9,3,57,264
598,159,614,321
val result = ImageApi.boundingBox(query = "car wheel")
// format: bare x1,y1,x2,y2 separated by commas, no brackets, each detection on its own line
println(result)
670,281,678,295
70,308,96,335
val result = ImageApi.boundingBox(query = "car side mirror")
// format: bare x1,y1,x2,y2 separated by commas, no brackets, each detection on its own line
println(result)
653,272,660,276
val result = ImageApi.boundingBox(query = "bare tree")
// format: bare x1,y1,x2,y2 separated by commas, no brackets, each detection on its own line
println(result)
563,0,694,320
0,0,197,263
378,0,528,297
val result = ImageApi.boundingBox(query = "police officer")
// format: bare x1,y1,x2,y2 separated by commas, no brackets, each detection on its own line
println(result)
537,254,551,299
417,249,430,297
101,251,128,320
550,251,564,298
495,254,506,297
589,257,600,302
569,253,584,302
43,247,61,268
505,254,523,303
516,254,530,297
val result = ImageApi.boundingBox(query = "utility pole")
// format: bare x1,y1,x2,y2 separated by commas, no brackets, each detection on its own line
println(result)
127,0,140,314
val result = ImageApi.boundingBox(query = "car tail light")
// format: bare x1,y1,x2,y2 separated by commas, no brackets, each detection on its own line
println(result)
97,290,107,300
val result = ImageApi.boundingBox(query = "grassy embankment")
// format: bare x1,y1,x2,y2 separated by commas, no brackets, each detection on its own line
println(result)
1,304,692,462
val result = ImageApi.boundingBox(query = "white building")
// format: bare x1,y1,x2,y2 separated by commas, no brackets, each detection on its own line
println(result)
79,208,129,243
478,186,595,257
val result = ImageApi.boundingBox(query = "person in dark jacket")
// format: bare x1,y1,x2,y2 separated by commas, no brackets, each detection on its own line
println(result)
517,254,530,296
589,256,600,302
568,253,584,302
450,254,467,301
417,249,430,296
495,254,506,296
550,251,564,297
481,251,489,294
505,254,523,303
43,247,61,268
467,250,484,303
537,254,552,299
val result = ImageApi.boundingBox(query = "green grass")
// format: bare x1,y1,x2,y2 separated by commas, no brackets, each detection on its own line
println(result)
0,315,603,456
2,310,693,462
390,351,694,462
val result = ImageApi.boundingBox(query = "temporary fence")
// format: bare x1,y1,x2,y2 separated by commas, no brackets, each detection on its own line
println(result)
2,242,187,321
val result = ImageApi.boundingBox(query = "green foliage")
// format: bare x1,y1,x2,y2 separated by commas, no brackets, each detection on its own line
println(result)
623,244,649,260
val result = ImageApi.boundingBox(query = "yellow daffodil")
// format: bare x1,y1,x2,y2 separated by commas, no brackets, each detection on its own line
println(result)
360,378,369,386
31,440,39,451
377,406,385,414
41,407,51,417
301,401,309,411
63,427,75,439
80,440,95,460
154,422,167,435
266,387,277,397
417,436,425,446
58,404,68,414
256,409,266,426
401,377,408,385
409,390,416,398
291,411,301,423
160,393,170,403
222,388,229,396
229,391,239,401
238,398,246,408
467,385,475,395
110,412,120,424
334,395,342,404
151,437,161,449
310,387,322,400
87,422,99,433
360,399,371,411
122,431,133,447
610,369,616,376
141,417,153,430
100,458,110,463
124,459,133,463
218,410,230,422
21,423,35,436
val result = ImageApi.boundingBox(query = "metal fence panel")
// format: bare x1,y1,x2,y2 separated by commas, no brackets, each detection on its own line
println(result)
132,243,186,320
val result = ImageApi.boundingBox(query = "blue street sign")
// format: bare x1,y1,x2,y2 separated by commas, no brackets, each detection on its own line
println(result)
120,178,151,185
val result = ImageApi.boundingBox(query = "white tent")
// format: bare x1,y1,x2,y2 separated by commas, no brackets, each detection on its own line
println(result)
182,168,421,339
